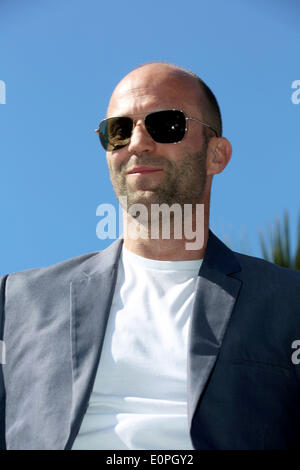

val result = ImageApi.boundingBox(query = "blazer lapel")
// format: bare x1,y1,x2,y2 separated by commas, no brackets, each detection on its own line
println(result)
65,238,123,449
187,231,242,428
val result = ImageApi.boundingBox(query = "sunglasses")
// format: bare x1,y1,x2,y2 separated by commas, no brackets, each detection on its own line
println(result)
95,109,219,151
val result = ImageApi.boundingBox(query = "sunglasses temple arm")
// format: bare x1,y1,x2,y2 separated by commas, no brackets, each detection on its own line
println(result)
187,117,219,137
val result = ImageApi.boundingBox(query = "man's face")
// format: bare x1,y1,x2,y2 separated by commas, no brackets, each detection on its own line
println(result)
106,67,209,210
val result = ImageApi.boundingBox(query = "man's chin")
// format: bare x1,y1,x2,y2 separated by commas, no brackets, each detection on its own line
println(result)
115,185,182,209
125,191,163,209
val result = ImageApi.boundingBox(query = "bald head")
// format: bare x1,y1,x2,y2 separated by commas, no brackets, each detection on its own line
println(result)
108,62,222,137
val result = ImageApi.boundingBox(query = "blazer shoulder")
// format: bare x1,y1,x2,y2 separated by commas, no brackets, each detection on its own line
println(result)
233,250,300,286
5,251,99,283
3,238,123,294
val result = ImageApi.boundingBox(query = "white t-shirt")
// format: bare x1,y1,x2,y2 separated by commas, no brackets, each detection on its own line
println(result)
72,246,202,450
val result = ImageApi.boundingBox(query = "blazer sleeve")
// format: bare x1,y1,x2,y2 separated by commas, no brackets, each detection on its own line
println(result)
0,274,8,450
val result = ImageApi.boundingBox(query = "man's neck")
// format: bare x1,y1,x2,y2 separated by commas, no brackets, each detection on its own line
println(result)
123,213,209,261
123,236,208,261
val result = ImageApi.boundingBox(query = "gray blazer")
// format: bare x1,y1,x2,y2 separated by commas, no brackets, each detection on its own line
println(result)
1,230,300,449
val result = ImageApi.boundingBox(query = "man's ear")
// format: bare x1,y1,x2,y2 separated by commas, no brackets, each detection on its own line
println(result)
206,137,232,176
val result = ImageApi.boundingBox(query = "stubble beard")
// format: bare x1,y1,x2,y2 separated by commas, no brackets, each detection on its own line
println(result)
108,146,207,237
110,147,207,207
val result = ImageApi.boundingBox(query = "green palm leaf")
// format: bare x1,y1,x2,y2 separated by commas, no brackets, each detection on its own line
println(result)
260,211,300,270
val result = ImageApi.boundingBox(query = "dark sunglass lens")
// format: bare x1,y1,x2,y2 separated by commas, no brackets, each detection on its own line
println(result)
145,110,186,143
98,117,133,151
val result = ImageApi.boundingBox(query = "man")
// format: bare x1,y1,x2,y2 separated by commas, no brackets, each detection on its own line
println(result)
1,62,300,450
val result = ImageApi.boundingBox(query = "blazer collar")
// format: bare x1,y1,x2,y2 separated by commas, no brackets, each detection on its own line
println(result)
77,230,241,278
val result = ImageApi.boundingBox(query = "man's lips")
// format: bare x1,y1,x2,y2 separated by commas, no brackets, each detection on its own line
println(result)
127,166,163,175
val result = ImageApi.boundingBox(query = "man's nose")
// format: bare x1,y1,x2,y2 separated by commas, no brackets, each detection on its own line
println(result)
127,122,155,155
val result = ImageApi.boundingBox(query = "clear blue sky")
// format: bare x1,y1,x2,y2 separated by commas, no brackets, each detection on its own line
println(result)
0,0,299,275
